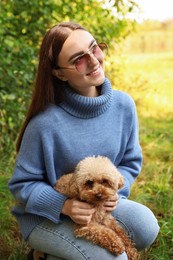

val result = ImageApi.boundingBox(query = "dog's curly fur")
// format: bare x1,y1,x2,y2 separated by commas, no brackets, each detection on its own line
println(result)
55,156,138,259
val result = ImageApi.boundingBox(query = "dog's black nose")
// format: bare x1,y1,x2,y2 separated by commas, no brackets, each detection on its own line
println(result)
95,193,102,199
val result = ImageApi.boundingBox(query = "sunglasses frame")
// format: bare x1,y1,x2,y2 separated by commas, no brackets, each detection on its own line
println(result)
56,43,108,74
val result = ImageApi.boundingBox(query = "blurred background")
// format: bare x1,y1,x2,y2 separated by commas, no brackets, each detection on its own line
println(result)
0,0,173,259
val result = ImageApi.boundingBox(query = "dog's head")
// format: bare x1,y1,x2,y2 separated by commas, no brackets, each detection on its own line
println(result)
68,156,124,203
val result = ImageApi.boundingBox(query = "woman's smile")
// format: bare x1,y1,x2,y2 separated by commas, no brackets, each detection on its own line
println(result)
86,65,101,77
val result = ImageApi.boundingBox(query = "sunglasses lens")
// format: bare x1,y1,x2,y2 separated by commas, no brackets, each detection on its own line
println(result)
75,54,90,74
74,44,108,74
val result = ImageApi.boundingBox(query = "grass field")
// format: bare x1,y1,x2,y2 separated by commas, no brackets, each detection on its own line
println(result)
126,52,173,259
0,52,173,259
125,52,173,116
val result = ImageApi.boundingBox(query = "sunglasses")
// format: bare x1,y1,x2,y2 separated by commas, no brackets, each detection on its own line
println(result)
57,43,108,74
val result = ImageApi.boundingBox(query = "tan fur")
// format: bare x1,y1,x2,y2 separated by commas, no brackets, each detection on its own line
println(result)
33,250,45,260
55,156,138,259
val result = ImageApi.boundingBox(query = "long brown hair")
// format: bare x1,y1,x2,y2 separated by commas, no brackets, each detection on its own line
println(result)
16,22,86,152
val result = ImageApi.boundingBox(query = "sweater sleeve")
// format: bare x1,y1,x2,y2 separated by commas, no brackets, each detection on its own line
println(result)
117,97,142,199
8,118,67,223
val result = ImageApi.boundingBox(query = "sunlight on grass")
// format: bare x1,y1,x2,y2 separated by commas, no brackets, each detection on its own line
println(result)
123,52,173,259
125,52,173,117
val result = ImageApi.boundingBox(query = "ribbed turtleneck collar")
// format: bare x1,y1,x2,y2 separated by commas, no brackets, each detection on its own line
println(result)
59,78,113,119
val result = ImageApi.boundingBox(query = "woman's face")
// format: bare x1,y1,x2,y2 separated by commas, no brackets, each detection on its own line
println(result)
54,30,105,97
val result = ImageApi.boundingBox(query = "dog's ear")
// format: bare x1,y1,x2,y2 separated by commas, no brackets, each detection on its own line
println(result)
68,174,79,198
118,175,124,190
55,173,79,198
55,173,74,196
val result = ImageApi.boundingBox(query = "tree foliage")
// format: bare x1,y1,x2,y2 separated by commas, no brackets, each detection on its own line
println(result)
0,0,138,158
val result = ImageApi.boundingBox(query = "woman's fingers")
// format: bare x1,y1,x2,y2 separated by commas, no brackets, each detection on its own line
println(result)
62,198,95,224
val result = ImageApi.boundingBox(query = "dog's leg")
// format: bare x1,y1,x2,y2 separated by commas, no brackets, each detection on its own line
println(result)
75,223,125,255
106,218,138,260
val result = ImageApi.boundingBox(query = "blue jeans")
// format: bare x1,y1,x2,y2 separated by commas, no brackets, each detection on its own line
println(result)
28,199,159,260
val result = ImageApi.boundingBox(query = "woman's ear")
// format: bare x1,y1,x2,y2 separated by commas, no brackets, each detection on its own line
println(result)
52,69,67,81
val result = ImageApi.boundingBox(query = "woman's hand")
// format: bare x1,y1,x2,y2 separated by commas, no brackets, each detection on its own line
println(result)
62,198,95,224
103,193,119,212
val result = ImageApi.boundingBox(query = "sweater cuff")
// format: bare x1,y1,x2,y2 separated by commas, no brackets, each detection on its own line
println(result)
25,183,67,223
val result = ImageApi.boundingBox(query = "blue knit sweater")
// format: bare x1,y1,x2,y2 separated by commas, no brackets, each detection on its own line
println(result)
8,78,142,240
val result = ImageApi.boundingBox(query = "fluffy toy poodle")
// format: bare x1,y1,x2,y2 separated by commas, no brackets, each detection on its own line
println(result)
55,156,138,259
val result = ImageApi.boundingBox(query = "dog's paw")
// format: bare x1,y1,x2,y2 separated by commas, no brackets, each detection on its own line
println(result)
126,247,139,260
106,239,125,255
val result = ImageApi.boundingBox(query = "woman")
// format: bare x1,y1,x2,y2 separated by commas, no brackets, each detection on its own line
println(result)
9,21,159,260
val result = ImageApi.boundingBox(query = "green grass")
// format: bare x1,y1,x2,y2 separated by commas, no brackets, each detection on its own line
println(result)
0,52,173,259
131,117,173,259
0,175,29,259
127,52,173,259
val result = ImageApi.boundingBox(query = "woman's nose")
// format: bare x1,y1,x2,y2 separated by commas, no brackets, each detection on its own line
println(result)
87,53,99,66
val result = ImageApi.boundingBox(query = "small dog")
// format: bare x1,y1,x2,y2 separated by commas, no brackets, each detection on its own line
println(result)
55,156,138,259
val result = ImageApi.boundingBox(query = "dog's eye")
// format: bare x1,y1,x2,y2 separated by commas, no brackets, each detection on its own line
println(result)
85,180,94,188
100,179,110,186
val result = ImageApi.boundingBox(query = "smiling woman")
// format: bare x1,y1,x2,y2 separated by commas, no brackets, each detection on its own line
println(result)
52,29,106,96
8,21,159,260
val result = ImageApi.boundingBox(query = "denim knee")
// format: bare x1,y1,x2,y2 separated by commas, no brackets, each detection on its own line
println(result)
129,204,159,250
113,199,160,251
